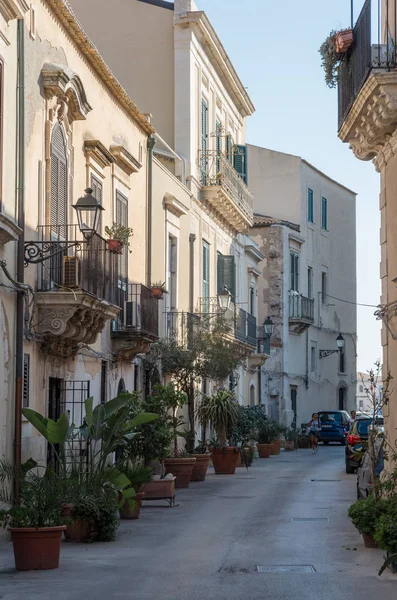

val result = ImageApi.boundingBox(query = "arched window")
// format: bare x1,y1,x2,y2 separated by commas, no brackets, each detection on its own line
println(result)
250,384,255,406
50,123,68,240
117,378,126,395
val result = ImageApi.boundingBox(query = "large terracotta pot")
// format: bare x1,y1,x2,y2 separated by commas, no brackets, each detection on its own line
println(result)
119,492,145,520
210,447,239,474
9,526,66,571
284,440,295,452
164,458,196,488
141,477,176,501
361,532,378,548
270,440,282,456
189,454,211,481
62,504,98,542
256,443,272,458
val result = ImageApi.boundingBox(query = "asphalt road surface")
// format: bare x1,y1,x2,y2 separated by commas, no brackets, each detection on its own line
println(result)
0,445,395,599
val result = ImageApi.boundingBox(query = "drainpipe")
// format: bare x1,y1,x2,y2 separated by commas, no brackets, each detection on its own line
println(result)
189,234,196,313
14,18,25,499
146,136,155,289
257,365,262,405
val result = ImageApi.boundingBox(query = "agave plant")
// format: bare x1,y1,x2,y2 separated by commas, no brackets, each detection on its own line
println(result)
196,389,239,446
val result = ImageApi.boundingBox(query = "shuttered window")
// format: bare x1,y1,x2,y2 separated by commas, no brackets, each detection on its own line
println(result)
321,197,328,230
50,124,68,240
290,253,299,292
91,175,103,234
233,144,248,184
23,354,30,408
226,135,233,163
201,99,208,184
307,188,314,223
116,190,128,287
202,240,210,308
217,253,236,301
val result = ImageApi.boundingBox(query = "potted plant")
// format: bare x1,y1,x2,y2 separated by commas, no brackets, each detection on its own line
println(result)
284,427,298,451
105,223,134,254
257,420,281,456
0,460,66,570
319,30,343,88
335,28,354,53
196,389,240,475
117,463,153,519
348,495,389,548
375,499,397,574
230,405,265,467
151,281,168,299
189,440,211,482
297,423,311,448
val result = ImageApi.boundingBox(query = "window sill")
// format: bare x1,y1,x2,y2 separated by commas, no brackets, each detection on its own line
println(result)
0,213,22,246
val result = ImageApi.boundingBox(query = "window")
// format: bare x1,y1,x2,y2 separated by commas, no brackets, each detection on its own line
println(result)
339,349,346,373
50,123,68,240
290,386,297,422
23,354,30,408
226,134,234,162
321,272,327,304
359,400,364,409
91,175,103,234
217,253,236,300
310,346,316,374
290,252,299,291
321,197,328,230
233,145,248,184
116,190,128,288
359,385,364,393
0,59,3,211
168,235,177,310
216,120,221,174
307,267,313,299
202,240,210,311
307,188,314,223
250,384,256,406
201,98,208,183
249,287,255,316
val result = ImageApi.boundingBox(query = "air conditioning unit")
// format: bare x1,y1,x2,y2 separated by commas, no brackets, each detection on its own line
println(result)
371,44,390,67
63,257,80,288
124,301,141,328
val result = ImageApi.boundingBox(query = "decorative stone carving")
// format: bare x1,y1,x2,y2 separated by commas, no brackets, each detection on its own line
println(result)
41,63,92,123
0,0,28,22
339,72,397,170
0,213,22,245
113,338,152,362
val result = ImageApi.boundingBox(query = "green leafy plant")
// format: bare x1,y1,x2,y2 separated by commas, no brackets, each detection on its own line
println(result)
230,404,267,447
191,440,210,454
104,223,134,252
319,30,341,88
348,495,389,536
151,281,168,293
196,389,239,446
257,420,281,444
374,498,397,575
117,463,153,492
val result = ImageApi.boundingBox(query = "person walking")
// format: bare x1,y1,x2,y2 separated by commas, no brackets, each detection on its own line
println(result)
308,413,321,454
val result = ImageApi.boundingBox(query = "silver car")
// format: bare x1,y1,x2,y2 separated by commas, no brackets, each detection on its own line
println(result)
356,440,384,499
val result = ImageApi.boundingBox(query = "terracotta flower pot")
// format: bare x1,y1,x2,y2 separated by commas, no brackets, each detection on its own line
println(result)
284,440,295,452
62,504,98,542
335,29,354,53
256,443,272,458
9,526,66,571
151,287,164,299
270,440,282,456
107,239,123,253
141,477,176,500
210,447,239,474
189,454,211,481
164,458,196,488
119,492,145,520
361,532,378,548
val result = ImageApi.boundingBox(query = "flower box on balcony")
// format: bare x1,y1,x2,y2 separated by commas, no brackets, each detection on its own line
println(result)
107,239,123,254
335,29,354,54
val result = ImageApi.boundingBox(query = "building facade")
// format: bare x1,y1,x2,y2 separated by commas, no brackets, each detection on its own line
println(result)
249,146,357,426
356,372,383,414
335,0,397,464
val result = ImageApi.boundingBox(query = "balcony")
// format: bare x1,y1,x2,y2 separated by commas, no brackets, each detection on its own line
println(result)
112,284,159,360
289,291,314,334
197,150,254,232
29,224,121,359
197,297,257,350
166,312,201,350
337,0,397,165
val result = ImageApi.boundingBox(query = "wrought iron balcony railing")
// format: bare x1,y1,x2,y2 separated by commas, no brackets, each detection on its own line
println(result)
166,312,201,350
35,224,119,305
289,291,314,322
112,283,159,339
196,297,257,348
197,150,254,224
338,0,397,127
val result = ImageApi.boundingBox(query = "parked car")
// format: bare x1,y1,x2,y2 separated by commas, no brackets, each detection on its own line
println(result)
318,410,350,445
345,416,384,474
357,441,384,499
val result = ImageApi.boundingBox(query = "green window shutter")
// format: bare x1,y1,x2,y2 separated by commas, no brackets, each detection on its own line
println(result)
217,254,236,300
201,99,208,184
290,253,299,291
202,240,210,301
321,197,328,230
226,135,232,162
307,188,314,223
116,190,128,286
216,120,221,174
233,144,248,185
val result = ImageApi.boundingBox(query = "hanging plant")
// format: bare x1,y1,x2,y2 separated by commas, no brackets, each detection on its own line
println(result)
319,30,342,89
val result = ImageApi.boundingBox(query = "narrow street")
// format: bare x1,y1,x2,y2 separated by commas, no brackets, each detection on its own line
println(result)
0,447,395,599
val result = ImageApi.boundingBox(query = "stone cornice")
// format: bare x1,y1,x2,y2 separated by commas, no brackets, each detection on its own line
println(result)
84,140,114,168
338,72,397,169
0,0,28,22
174,10,255,117
110,145,141,175
244,243,264,263
42,63,92,121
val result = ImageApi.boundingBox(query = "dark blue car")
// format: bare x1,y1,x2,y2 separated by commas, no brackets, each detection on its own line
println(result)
318,410,350,445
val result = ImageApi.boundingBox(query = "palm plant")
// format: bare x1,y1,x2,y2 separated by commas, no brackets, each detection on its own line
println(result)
196,389,239,446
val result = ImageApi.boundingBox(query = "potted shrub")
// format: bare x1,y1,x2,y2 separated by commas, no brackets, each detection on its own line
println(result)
257,420,281,456
196,389,240,475
297,423,311,448
335,28,354,53
0,461,66,570
117,464,153,519
284,427,298,451
319,30,345,88
105,223,134,254
374,498,397,574
151,281,168,299
348,495,389,548
189,440,211,482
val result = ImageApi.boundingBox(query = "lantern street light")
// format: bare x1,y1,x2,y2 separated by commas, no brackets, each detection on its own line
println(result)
319,334,345,359
263,316,275,338
72,188,104,240
217,285,232,312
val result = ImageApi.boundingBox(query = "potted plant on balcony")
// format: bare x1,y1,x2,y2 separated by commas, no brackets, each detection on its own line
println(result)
105,223,134,254
151,281,168,300
0,460,66,571
335,28,354,53
319,29,348,88
196,389,240,475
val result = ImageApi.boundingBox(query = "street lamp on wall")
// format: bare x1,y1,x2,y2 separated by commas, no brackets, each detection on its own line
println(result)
263,316,275,338
319,334,345,359
217,285,232,312
72,188,104,240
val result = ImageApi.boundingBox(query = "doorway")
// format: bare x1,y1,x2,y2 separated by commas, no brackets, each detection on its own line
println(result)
290,386,297,424
338,386,346,410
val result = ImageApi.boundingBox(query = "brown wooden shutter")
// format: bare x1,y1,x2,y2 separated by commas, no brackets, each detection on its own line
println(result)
50,124,68,239
116,190,128,283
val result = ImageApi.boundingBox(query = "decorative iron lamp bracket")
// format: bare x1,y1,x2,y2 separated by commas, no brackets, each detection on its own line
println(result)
24,240,86,266
319,349,341,359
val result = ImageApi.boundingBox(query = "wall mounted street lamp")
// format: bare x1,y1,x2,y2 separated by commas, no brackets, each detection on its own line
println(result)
263,316,275,338
24,188,104,265
217,285,232,313
319,334,345,359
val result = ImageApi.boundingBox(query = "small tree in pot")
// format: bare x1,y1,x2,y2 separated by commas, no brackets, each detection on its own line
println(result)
196,389,240,475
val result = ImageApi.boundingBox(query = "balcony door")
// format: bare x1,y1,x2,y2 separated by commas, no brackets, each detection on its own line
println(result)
48,124,68,289
116,190,129,319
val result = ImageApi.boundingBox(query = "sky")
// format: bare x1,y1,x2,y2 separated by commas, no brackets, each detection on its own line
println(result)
197,0,381,373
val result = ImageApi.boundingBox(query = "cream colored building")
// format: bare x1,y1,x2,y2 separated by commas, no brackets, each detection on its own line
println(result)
70,0,266,411
335,0,397,461
356,372,383,414
249,147,357,427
